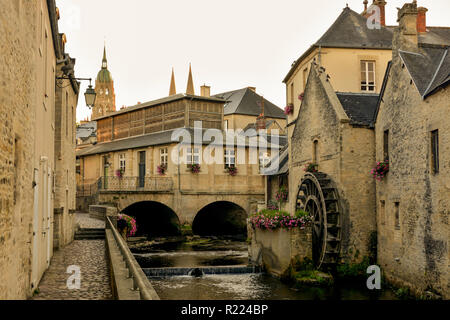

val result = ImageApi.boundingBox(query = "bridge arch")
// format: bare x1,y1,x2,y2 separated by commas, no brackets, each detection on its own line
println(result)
121,201,181,238
192,201,247,237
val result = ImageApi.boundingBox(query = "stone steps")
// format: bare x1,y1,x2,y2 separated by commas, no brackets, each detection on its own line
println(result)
74,228,106,240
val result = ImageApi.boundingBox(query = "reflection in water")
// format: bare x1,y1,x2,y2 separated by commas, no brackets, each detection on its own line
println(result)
132,237,397,300
150,274,398,300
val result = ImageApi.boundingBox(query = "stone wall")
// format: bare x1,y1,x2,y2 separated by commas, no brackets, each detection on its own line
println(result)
53,59,78,249
248,226,312,277
375,25,449,298
289,66,377,264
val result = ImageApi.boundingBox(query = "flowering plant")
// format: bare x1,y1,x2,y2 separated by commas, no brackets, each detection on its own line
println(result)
371,160,389,181
304,163,318,173
117,213,137,237
157,164,167,176
275,186,288,202
298,92,305,101
267,200,279,210
115,169,124,178
284,104,294,115
226,165,238,176
249,209,312,231
188,163,201,174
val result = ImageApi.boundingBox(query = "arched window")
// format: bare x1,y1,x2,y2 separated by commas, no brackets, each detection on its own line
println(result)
313,140,319,164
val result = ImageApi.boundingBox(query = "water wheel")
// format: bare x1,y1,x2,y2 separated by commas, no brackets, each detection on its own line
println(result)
296,172,341,269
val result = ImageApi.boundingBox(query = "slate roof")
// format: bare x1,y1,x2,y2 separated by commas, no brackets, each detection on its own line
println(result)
214,88,285,119
76,121,97,141
243,120,276,132
399,47,450,98
261,144,289,176
76,128,286,157
336,92,379,127
284,7,394,82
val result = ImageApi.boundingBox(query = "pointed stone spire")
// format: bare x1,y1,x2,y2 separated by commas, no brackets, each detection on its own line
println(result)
169,68,176,96
102,44,108,69
186,63,195,95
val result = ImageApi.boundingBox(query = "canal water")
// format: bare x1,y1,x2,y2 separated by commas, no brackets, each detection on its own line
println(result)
130,237,397,300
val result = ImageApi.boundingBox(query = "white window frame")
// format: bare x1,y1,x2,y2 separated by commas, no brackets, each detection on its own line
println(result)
119,153,126,172
187,147,200,165
224,120,228,131
361,60,376,92
160,148,168,166
224,149,236,168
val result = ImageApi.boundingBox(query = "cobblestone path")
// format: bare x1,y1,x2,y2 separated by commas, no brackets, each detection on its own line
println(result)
32,214,112,300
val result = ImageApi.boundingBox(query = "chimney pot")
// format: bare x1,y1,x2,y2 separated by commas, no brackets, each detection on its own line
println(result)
417,7,428,33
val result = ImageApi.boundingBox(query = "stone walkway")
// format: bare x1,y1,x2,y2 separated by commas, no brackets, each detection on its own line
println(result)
32,214,112,300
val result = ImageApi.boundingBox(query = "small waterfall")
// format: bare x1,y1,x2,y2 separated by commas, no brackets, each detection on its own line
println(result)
143,265,261,277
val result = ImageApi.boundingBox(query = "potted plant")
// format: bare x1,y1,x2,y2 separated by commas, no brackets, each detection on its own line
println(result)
115,168,124,178
188,163,201,174
117,214,137,239
284,104,294,115
304,162,318,173
157,164,167,176
298,92,305,101
226,165,238,176
371,160,389,181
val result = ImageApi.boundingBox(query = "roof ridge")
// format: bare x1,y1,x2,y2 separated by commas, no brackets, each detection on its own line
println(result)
424,49,449,97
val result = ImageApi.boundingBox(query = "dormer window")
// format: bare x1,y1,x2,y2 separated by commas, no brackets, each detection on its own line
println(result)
361,60,376,92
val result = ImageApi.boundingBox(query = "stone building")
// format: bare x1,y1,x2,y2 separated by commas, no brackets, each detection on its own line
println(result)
0,0,78,299
374,2,449,298
91,46,116,120
278,2,394,267
54,41,80,250
76,71,286,237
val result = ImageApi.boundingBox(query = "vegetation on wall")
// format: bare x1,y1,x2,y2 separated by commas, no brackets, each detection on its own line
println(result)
249,209,311,230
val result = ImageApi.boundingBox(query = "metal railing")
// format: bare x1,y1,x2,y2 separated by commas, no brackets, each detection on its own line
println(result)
106,215,160,300
99,176,173,192
76,178,101,197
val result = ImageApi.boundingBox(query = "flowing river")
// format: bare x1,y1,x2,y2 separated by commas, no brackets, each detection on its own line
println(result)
130,237,397,300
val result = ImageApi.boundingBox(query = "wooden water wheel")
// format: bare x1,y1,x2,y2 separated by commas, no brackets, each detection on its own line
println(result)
296,172,341,269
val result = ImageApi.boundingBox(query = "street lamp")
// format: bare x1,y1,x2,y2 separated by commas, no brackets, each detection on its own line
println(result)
84,83,96,108
56,76,97,108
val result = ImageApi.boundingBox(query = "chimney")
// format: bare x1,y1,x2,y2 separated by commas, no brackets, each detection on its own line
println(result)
363,1,386,27
256,114,266,130
200,85,211,97
417,7,428,33
396,1,419,50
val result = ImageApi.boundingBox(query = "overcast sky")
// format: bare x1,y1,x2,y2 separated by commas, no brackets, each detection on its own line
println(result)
55,0,450,122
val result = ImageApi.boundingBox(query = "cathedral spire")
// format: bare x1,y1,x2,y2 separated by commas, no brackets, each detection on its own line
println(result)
102,44,107,69
169,68,176,96
186,63,195,95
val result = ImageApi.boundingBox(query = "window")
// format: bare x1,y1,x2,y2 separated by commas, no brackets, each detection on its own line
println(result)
303,68,308,90
431,130,439,174
224,120,228,131
119,153,126,172
380,200,385,225
224,149,236,169
160,148,168,166
290,83,294,104
361,61,376,92
313,140,319,164
383,130,389,162
187,147,200,165
394,202,400,230
259,151,270,172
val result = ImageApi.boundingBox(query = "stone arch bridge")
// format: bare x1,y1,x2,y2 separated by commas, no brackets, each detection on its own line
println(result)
97,187,264,237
